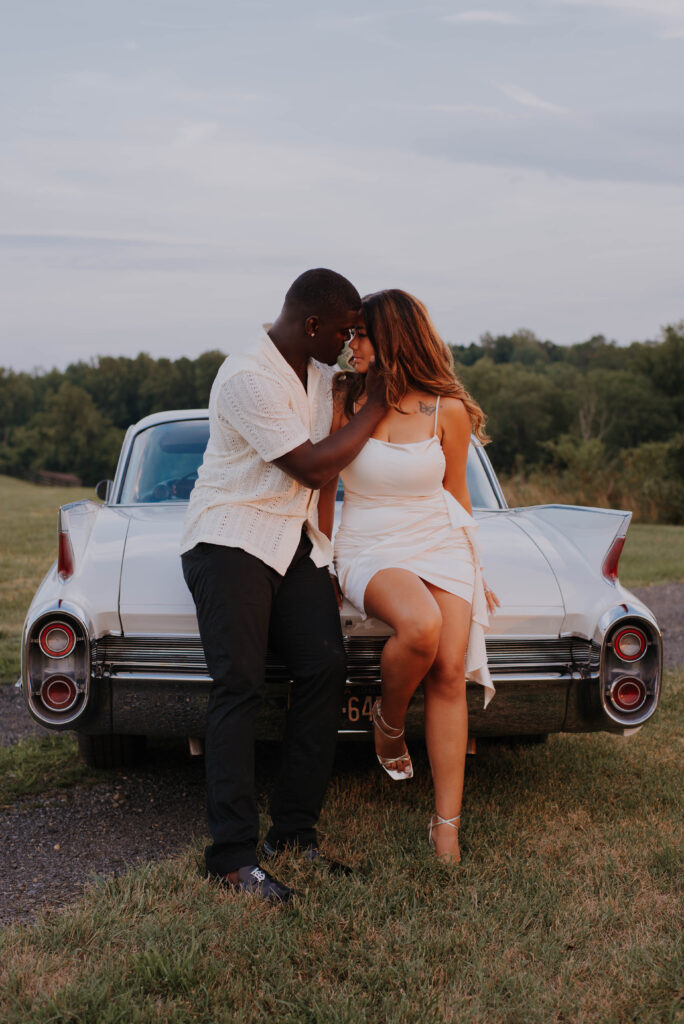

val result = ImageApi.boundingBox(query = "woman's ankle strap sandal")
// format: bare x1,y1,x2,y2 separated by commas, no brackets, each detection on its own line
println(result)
372,700,413,781
428,812,461,848
373,700,405,740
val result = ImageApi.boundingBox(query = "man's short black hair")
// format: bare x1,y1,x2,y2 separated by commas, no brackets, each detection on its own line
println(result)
284,268,361,315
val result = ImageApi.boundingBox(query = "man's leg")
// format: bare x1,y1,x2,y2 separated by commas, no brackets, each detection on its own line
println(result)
264,539,346,850
182,542,278,875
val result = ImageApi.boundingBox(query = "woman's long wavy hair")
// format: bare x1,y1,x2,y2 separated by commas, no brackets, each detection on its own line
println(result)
333,289,489,444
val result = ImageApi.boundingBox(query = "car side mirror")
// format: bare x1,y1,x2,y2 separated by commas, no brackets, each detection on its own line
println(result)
96,479,113,502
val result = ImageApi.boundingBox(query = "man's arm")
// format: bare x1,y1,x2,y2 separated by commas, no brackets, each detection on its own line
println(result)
217,362,385,490
317,475,339,539
274,397,384,489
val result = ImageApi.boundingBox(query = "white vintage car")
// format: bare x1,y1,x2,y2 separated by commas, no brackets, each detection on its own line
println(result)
22,410,662,768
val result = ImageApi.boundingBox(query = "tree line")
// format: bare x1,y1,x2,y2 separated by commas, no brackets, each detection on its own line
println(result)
1,324,682,521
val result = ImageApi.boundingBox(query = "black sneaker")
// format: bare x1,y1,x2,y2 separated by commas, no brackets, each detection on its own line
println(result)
213,864,298,904
262,840,353,877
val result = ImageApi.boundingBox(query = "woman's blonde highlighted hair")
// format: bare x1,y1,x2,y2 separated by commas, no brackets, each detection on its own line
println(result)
334,289,489,444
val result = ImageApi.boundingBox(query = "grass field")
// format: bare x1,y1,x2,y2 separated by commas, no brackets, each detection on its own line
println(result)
1,474,682,1022
619,523,684,587
1,674,682,1023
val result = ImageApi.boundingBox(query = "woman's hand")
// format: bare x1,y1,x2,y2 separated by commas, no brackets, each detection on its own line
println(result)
483,581,500,615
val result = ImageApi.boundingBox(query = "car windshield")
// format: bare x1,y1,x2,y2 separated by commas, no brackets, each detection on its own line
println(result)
117,420,502,509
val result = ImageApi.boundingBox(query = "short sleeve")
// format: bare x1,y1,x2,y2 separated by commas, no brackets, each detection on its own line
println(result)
216,370,310,462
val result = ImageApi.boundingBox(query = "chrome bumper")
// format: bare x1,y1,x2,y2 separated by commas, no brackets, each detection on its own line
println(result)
37,630,654,739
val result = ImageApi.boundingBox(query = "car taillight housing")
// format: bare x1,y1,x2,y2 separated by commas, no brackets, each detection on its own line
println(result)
41,675,79,711
600,615,660,726
610,677,647,713
613,626,647,662
38,621,76,658
25,611,90,724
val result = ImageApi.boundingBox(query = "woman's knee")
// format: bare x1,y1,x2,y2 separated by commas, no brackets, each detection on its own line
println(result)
396,608,442,659
425,659,466,698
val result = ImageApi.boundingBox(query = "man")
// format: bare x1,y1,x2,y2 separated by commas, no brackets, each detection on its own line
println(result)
181,269,385,903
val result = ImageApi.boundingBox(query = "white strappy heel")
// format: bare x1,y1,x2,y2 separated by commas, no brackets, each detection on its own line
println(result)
372,699,413,781
428,812,461,862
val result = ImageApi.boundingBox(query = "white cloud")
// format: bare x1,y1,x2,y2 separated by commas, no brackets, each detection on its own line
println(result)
442,11,523,24
498,83,571,115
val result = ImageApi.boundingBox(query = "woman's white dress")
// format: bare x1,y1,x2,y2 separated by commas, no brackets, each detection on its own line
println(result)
334,399,494,708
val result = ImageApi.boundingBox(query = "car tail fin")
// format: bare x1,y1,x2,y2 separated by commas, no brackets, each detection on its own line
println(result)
56,501,100,582
520,505,632,585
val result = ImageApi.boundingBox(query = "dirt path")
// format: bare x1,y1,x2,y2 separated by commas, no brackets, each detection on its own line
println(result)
1,583,681,925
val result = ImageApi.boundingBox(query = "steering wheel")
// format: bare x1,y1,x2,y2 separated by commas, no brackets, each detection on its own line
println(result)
171,472,198,499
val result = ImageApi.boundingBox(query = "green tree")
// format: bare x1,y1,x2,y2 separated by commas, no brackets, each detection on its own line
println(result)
459,358,573,473
8,382,123,485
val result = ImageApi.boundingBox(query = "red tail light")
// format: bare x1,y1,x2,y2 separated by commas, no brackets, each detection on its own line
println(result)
38,622,76,658
41,675,78,711
609,676,647,713
613,626,647,662
58,531,74,580
602,536,625,584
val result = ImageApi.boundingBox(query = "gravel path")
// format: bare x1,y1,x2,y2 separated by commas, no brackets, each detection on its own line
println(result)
1,582,682,925
1,753,206,924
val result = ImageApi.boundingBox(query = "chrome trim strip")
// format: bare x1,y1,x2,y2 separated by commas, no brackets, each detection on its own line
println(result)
103,669,579,689
473,442,508,509
96,634,599,671
110,671,213,684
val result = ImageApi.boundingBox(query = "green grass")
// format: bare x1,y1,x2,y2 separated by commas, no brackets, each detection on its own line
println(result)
620,524,684,587
0,475,92,685
1,671,682,1022
0,733,98,805
0,475,682,1021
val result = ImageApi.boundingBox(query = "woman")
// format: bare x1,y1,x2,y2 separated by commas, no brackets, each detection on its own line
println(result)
318,290,499,863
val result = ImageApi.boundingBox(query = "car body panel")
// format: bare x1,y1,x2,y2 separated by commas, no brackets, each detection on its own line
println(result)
119,506,196,633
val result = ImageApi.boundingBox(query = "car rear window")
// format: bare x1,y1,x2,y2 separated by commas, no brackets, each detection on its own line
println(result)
118,420,210,504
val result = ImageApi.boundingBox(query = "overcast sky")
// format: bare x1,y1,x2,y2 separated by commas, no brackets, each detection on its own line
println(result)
1,0,683,371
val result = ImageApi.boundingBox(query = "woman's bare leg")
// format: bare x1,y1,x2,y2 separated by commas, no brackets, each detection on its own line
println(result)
422,584,472,862
364,569,442,769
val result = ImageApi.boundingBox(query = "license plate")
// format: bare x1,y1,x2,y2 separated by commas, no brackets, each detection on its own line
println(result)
341,692,375,729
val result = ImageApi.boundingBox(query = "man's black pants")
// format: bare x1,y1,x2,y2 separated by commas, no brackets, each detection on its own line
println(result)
181,532,346,875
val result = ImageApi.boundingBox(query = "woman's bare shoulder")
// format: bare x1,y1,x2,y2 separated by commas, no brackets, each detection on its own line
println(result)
438,396,471,437
439,395,469,418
